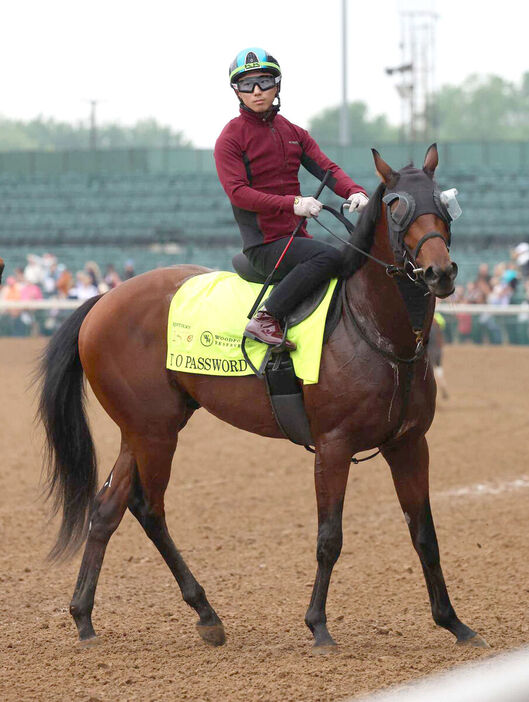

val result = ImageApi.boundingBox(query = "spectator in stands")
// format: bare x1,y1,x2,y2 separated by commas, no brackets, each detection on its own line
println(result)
56,268,73,297
465,281,485,304
42,258,59,298
24,254,45,286
512,242,529,280
19,275,43,336
215,47,368,350
104,264,122,289
474,263,492,299
123,259,135,280
84,261,109,293
70,271,99,301
0,275,24,336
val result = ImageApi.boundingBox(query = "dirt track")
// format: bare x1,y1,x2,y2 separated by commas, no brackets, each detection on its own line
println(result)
2,339,529,701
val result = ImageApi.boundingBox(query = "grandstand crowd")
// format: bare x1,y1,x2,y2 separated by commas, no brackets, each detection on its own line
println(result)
0,253,135,336
2,244,529,342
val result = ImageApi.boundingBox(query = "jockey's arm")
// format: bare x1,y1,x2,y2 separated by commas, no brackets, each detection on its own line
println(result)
297,127,367,201
214,135,296,215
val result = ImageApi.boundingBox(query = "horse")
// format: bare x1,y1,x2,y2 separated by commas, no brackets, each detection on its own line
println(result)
37,144,488,650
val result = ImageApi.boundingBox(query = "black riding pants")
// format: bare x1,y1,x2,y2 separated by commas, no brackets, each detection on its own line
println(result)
246,237,343,321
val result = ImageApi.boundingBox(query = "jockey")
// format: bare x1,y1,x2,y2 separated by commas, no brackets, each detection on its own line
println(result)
214,47,369,351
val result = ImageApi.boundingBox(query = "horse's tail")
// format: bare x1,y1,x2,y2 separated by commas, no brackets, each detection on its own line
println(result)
37,294,103,561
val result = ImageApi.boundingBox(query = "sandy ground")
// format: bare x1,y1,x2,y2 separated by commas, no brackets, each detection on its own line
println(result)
1,339,529,702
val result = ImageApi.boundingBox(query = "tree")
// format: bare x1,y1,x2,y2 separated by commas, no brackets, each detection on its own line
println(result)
308,101,399,145
0,116,192,151
434,73,529,140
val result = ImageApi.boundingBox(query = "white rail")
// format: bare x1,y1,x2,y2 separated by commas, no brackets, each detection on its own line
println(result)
0,300,527,315
0,299,82,310
437,303,529,315
352,646,529,702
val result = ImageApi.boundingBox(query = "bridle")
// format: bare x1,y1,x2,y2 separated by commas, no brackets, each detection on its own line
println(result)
382,186,453,282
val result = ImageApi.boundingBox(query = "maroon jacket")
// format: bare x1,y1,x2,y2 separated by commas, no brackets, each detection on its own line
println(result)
214,107,367,251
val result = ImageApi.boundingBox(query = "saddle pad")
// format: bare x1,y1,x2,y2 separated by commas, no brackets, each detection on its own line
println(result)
166,271,338,385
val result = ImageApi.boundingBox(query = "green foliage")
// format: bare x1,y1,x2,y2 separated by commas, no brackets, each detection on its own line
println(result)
0,116,192,151
308,101,399,145
309,72,529,144
435,72,529,140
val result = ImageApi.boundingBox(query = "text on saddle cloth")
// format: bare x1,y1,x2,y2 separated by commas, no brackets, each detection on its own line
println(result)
166,271,338,385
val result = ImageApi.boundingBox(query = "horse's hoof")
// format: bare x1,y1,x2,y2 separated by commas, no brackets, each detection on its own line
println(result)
77,635,100,648
457,633,490,649
196,623,226,647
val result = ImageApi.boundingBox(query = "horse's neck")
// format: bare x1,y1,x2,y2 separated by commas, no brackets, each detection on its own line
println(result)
345,220,435,355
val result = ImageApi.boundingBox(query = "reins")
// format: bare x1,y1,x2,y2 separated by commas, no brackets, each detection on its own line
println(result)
313,204,405,278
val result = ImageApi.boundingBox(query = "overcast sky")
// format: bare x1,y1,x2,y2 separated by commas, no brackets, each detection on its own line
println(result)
2,0,527,148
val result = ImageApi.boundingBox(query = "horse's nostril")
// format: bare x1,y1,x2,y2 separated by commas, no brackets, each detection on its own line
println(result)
423,265,438,283
424,263,457,285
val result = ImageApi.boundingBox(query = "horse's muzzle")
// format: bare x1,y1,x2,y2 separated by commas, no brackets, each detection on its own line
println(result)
423,261,458,298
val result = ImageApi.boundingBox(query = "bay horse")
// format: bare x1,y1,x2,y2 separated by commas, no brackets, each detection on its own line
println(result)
38,144,488,649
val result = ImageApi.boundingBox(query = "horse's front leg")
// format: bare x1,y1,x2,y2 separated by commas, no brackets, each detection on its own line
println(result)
382,435,488,647
305,436,352,649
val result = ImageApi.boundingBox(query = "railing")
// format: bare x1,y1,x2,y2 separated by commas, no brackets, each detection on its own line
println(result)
1,299,528,344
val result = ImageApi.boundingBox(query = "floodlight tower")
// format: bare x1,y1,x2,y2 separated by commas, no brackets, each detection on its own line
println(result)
386,9,438,143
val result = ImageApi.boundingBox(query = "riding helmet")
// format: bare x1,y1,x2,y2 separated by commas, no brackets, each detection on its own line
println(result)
229,47,281,89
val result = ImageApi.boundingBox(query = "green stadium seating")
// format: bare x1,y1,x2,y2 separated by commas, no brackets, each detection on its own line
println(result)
0,144,527,286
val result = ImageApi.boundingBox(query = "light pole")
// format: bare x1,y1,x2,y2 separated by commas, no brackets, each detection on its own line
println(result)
338,0,349,147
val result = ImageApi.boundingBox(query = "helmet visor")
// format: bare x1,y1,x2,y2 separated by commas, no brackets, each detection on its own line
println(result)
236,75,278,93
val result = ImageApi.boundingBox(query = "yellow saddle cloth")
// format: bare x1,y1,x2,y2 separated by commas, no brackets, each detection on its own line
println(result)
166,271,338,385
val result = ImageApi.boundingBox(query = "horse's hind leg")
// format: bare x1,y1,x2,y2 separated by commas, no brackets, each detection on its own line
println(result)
128,437,225,647
382,435,488,647
70,443,135,642
305,438,352,649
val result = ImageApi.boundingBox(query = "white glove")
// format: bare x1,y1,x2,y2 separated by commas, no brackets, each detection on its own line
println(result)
347,192,369,213
293,196,323,218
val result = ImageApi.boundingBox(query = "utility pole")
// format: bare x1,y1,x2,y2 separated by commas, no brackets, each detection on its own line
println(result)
338,0,349,147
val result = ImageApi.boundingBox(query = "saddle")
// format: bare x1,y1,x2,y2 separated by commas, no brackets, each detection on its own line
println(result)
232,253,342,448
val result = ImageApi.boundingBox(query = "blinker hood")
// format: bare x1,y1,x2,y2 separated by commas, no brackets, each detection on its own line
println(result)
381,167,459,264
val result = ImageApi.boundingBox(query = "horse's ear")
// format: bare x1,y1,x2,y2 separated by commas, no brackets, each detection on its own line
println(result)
372,148,398,185
423,143,438,176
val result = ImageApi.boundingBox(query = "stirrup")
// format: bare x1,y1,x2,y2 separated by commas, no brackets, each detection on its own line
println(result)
270,321,292,353
242,320,292,353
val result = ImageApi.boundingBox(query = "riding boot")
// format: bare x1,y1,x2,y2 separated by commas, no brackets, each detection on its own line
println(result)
244,310,296,351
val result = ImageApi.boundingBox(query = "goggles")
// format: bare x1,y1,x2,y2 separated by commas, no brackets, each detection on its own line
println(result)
236,74,278,93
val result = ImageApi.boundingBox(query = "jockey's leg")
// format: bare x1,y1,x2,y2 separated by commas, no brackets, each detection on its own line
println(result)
244,238,342,349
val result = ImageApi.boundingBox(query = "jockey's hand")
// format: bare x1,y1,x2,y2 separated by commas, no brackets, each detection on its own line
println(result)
294,196,323,218
347,192,369,213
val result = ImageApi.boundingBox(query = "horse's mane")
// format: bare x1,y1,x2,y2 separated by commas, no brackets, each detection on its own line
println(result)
341,181,386,277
